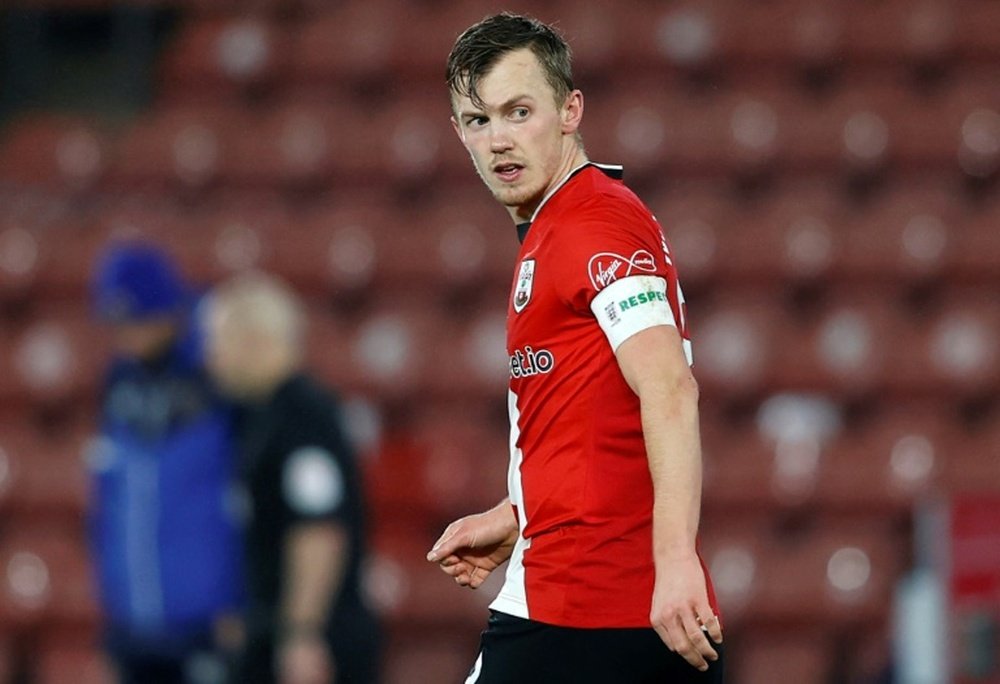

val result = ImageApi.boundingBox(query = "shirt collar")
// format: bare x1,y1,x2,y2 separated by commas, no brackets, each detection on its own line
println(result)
516,162,624,244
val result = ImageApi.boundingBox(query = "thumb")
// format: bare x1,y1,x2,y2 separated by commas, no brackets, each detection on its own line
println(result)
427,523,466,562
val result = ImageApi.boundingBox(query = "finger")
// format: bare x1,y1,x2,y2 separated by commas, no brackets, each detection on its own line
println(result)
669,615,708,671
652,622,675,652
681,610,718,665
700,612,723,644
467,566,487,589
427,524,462,561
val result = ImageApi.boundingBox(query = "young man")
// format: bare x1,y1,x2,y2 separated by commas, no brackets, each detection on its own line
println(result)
203,272,380,684
89,243,242,684
426,14,724,683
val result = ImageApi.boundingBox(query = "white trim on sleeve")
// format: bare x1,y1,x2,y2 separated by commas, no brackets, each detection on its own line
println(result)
590,275,678,353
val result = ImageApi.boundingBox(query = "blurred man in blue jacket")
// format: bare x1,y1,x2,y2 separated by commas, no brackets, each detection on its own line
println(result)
87,243,244,684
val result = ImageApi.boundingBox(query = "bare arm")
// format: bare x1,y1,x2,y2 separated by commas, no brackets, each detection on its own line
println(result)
278,522,347,684
616,324,722,672
281,522,348,632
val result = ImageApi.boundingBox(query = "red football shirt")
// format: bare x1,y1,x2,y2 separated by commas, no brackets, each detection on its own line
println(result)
490,163,718,628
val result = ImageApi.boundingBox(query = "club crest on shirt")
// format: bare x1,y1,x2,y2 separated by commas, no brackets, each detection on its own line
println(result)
587,249,657,290
513,258,536,313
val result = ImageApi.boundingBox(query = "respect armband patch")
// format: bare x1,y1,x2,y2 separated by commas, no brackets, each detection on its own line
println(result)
590,275,676,352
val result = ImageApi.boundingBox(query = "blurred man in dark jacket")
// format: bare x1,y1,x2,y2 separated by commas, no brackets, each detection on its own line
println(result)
203,271,380,684
88,243,244,684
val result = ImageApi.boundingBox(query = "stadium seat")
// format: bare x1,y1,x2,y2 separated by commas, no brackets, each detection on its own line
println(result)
292,3,403,87
776,293,907,396
0,114,110,193
730,631,836,684
689,294,790,398
0,524,99,632
0,413,89,520
953,200,1000,282
842,0,957,67
719,181,845,285
32,641,113,684
158,17,292,103
839,181,961,284
953,0,1000,62
919,290,1000,396
643,181,735,289
366,525,496,630
816,403,960,513
111,105,240,191
6,308,107,407
750,523,901,626
382,631,480,684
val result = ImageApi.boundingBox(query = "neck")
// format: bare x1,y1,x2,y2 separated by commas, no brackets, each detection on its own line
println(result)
508,145,589,223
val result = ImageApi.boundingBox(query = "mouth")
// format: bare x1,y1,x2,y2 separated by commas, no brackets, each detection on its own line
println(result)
493,162,524,183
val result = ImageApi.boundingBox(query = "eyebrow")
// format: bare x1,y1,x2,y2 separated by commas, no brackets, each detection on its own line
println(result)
458,94,535,119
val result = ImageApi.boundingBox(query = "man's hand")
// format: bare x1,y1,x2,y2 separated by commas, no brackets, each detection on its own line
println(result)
278,631,334,684
427,501,518,589
650,553,723,672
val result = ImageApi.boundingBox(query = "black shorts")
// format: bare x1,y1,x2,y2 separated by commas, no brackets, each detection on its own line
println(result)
464,610,724,684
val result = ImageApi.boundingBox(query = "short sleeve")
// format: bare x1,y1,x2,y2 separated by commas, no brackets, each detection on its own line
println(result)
553,200,689,358
282,445,347,518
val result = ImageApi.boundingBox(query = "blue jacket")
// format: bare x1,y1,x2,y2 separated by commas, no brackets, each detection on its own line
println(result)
88,316,243,650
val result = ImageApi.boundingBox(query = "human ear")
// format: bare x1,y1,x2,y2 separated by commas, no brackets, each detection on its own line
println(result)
561,90,584,135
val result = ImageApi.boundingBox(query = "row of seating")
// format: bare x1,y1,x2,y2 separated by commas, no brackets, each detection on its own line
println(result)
1,390,994,525
3,74,997,193
2,288,1000,409
1,181,998,307
149,0,1000,93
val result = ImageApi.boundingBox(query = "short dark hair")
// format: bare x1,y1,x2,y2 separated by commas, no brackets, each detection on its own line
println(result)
446,13,574,110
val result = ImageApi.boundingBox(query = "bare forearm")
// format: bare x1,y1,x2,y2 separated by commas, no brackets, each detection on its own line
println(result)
281,523,348,633
640,375,703,561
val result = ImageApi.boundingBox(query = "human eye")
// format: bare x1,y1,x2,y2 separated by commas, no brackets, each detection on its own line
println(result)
466,115,489,128
511,107,530,120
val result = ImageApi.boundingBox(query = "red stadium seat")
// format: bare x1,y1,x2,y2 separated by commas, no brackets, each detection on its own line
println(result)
0,114,111,193
842,0,957,66
158,17,292,103
953,200,1000,282
644,182,736,290
816,403,961,513
919,291,1000,396
719,181,845,285
382,631,480,684
292,4,403,87
731,631,836,684
366,525,496,630
750,523,901,626
0,413,89,520
776,293,908,396
6,308,107,407
218,103,372,188
689,294,791,398
111,105,241,191
32,642,113,684
0,524,99,633
839,181,962,284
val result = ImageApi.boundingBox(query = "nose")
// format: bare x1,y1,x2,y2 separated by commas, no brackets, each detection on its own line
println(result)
489,121,514,153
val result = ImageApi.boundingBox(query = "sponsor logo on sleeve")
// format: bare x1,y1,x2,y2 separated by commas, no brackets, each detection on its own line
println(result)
587,249,657,290
513,258,536,313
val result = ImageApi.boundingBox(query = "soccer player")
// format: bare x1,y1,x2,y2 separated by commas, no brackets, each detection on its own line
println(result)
203,273,380,684
426,13,724,683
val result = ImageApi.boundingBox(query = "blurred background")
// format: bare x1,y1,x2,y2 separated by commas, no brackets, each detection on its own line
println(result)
0,0,999,682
